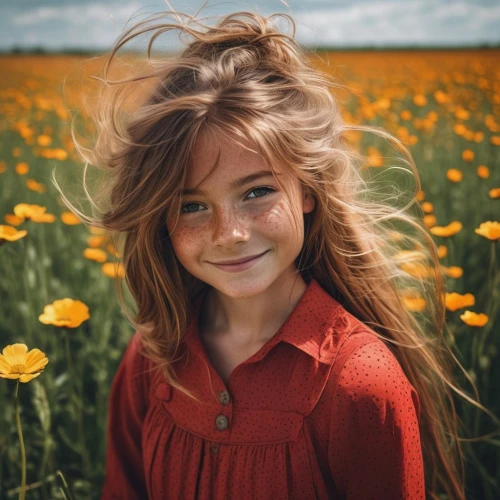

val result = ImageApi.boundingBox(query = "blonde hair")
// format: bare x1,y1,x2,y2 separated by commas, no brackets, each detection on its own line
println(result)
53,8,498,500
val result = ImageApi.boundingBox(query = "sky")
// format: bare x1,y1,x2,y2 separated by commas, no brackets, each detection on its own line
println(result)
1,0,500,51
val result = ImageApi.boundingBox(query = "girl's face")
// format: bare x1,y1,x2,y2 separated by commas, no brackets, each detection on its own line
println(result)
166,132,315,299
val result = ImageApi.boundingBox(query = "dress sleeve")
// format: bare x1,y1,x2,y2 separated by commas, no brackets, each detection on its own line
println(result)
328,339,425,499
101,333,149,500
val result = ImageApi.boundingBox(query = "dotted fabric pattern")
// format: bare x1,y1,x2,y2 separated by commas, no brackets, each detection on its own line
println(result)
101,278,425,499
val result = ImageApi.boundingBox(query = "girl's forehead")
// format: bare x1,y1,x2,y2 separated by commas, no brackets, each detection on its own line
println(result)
187,132,279,184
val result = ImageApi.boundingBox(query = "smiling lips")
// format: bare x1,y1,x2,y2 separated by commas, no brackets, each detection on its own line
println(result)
210,251,269,272
212,251,268,265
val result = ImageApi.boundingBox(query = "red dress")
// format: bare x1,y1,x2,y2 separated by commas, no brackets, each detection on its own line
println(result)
101,278,425,499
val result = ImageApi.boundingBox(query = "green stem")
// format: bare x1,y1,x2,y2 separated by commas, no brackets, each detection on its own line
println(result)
14,379,26,500
63,328,90,476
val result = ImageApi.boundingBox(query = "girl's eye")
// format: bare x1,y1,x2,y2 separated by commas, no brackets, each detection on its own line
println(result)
180,186,276,214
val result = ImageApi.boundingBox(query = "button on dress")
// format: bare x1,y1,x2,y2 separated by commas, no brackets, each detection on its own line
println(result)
101,278,425,499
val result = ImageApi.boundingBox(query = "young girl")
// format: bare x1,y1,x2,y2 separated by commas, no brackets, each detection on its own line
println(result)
57,8,473,500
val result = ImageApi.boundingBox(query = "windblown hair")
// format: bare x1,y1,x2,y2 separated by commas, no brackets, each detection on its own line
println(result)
53,8,497,500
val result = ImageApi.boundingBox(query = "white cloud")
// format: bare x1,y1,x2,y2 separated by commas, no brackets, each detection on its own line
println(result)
2,0,500,49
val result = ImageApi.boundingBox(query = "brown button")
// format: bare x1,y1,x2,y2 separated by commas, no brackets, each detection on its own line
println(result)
210,445,219,455
215,414,229,430
219,390,230,405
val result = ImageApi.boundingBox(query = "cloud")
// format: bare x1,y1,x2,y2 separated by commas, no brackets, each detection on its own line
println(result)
1,0,500,50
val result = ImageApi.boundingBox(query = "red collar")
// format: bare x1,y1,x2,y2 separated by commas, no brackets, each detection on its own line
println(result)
184,278,357,366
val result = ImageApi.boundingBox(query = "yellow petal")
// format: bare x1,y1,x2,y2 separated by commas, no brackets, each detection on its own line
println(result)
19,372,41,383
2,343,28,365
25,348,48,373
0,353,12,374
0,373,21,380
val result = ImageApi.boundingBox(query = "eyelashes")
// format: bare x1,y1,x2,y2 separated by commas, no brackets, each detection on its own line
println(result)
180,186,276,214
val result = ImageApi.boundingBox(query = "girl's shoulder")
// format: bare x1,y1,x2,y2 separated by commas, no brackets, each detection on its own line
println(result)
327,326,421,420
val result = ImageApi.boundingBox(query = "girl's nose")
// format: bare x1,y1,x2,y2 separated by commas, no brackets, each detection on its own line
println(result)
211,209,251,247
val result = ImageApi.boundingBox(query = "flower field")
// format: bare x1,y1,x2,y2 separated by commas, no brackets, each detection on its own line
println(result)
0,49,499,499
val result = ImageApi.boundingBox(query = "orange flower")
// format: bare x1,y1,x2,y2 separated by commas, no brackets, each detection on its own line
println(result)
490,136,500,146
423,215,437,228
4,214,24,226
413,94,427,106
474,221,500,241
421,202,434,213
102,262,125,278
37,134,52,146
87,235,107,248
461,149,474,162
0,225,28,243
477,165,489,179
39,298,90,328
15,162,29,175
61,211,81,225
83,248,107,263
26,179,47,193
430,221,462,237
459,311,488,327
446,169,463,183
13,204,55,223
401,290,426,312
445,292,475,312
442,266,463,278
416,190,425,201
437,245,447,259
489,188,500,199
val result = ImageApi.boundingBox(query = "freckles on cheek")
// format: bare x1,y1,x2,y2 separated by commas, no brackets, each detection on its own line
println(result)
170,225,205,258
255,202,294,234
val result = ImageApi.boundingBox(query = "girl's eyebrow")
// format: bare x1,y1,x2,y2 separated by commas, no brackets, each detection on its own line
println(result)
181,169,281,196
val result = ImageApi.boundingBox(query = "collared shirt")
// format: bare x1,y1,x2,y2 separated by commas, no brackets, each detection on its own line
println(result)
101,278,425,499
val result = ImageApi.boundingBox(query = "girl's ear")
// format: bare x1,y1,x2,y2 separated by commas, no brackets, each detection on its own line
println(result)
302,188,315,214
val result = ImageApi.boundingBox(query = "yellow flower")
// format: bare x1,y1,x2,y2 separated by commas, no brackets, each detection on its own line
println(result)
474,221,500,241
14,203,46,219
87,235,107,248
89,225,107,235
400,262,434,278
462,149,474,162
477,165,489,179
445,292,475,312
437,245,447,259
15,162,29,175
416,190,425,202
83,248,107,263
430,221,463,237
442,266,463,278
446,169,463,183
61,211,81,225
424,214,437,228
401,290,426,312
26,178,47,193
0,344,48,383
14,204,55,223
413,94,427,106
421,202,434,213
460,311,488,327
4,214,24,226
102,262,125,278
0,225,28,242
37,134,52,146
39,299,90,328
489,188,500,199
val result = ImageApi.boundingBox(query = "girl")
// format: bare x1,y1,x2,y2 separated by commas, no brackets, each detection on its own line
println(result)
56,8,476,500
